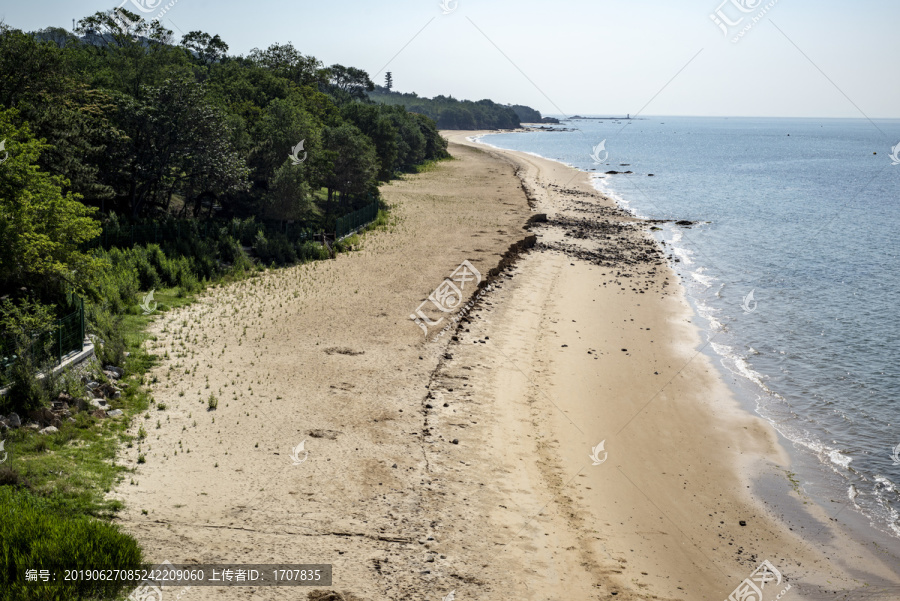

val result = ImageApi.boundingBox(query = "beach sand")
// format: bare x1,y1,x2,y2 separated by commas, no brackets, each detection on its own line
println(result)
113,133,900,600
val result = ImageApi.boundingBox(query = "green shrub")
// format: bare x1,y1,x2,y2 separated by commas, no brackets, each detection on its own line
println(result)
86,305,127,367
230,246,254,274
0,299,56,413
146,243,176,284
230,217,261,245
253,229,269,261
0,487,143,601
92,248,139,314
130,247,161,291
297,241,329,262
0,465,29,489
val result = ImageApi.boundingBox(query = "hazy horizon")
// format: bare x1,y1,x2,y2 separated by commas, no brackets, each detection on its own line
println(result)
3,1,899,121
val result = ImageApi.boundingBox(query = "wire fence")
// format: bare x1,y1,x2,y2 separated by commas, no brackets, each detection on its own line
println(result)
0,297,85,387
88,220,323,250
336,200,380,240
89,199,381,251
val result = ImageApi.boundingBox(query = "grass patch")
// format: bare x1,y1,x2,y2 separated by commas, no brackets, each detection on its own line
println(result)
1,369,151,518
0,289,188,597
0,486,142,601
414,157,451,173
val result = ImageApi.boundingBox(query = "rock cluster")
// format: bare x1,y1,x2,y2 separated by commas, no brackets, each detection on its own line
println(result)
543,214,665,269
0,364,126,434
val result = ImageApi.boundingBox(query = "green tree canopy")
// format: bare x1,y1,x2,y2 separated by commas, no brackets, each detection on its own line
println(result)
107,78,249,218
0,109,103,300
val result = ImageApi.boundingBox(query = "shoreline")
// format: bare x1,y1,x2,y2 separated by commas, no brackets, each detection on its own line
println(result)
470,128,900,550
448,130,900,598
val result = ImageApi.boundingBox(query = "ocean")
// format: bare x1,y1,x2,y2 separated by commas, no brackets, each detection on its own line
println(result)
476,116,900,540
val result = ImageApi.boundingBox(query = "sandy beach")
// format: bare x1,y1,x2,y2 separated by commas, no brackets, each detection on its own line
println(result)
113,133,900,600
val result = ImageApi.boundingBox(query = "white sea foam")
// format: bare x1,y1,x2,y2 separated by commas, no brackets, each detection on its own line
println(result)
711,342,771,393
469,134,497,148
673,246,694,265
695,300,724,333
691,267,714,289
874,476,897,495
829,449,853,469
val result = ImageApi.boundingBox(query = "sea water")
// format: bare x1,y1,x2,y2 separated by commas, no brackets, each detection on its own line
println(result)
478,116,900,540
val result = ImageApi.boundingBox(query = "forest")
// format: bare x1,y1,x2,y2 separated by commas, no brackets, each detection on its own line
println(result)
368,81,557,128
0,9,451,394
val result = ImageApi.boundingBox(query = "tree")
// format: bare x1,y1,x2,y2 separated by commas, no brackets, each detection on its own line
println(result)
0,24,117,205
247,43,325,87
181,31,229,64
384,71,393,90
0,24,70,108
412,112,449,160
320,123,378,215
107,78,249,218
75,9,174,48
326,64,374,103
247,96,321,203
0,109,103,300
74,10,191,99
340,103,398,181
263,161,313,227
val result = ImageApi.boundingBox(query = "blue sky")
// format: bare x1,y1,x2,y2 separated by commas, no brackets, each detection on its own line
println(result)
3,1,898,118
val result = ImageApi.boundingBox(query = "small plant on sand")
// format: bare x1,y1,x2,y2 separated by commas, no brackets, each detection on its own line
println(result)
207,393,218,411
137,426,147,440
